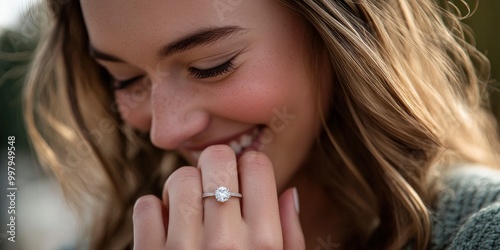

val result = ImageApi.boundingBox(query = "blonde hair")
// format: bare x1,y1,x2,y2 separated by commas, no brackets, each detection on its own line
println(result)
24,0,500,249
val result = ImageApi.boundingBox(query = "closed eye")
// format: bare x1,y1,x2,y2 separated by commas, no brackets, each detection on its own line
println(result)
113,75,145,90
111,55,237,89
188,56,236,79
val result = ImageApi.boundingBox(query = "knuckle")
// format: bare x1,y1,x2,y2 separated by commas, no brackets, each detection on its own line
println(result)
253,233,282,250
164,166,202,207
165,240,196,250
133,195,159,221
165,166,200,188
239,151,272,169
206,239,239,250
254,243,281,250
201,144,235,161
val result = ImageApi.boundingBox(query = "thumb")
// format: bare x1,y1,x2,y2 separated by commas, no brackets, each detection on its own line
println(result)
279,187,305,250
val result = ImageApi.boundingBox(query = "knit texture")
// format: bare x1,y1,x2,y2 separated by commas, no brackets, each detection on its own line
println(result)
430,166,500,250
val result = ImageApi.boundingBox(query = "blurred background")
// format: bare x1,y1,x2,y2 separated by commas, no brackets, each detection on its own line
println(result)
0,0,499,250
2,1,80,250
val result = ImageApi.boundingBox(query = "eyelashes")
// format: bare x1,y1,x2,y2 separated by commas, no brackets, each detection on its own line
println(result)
112,57,236,90
188,57,236,79
114,75,145,90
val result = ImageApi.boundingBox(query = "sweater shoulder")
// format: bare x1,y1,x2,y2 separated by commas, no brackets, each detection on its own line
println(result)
430,166,500,250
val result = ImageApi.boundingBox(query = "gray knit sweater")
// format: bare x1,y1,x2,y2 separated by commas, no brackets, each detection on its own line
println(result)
430,166,500,249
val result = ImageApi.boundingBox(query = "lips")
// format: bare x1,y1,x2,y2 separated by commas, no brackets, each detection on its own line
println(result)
186,126,263,163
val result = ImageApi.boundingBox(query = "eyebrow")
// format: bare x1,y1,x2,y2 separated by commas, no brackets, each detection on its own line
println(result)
89,25,247,63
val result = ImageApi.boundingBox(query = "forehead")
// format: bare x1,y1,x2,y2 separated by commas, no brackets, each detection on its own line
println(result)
80,0,272,64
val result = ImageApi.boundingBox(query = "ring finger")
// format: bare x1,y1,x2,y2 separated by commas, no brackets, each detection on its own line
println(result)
198,145,242,228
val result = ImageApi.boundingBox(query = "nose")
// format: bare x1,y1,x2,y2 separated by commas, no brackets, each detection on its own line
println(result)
149,79,209,150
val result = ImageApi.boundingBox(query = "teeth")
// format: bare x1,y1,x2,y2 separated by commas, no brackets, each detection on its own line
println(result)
239,134,253,148
229,127,261,154
190,127,262,162
229,140,242,154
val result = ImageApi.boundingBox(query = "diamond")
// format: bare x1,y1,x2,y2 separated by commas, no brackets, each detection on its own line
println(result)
215,186,231,202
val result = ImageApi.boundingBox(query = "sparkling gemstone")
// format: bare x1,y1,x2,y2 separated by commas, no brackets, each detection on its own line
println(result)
215,186,231,202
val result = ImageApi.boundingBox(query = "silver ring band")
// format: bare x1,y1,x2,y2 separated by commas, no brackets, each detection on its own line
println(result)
202,186,242,203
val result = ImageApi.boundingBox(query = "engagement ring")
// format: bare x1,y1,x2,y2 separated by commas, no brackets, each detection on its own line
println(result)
202,186,242,203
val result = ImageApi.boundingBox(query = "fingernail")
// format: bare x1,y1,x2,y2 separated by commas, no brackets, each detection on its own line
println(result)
293,187,300,214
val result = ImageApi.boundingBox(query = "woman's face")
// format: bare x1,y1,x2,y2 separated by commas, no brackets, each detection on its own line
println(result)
81,0,331,190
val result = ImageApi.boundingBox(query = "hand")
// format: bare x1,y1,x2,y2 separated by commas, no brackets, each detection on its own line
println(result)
132,145,305,249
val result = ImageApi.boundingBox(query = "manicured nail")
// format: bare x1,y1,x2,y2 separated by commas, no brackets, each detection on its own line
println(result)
293,187,300,214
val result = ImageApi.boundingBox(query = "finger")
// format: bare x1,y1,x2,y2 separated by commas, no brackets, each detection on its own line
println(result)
198,145,242,227
239,151,282,247
279,187,305,250
163,166,203,248
133,195,167,250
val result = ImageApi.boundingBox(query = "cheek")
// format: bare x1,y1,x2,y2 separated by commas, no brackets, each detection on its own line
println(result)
209,48,312,124
206,72,298,125
114,87,151,131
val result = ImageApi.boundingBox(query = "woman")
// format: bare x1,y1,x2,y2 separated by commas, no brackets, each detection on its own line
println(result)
24,0,500,249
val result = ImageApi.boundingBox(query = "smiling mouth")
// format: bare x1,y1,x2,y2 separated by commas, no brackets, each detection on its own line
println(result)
188,125,264,163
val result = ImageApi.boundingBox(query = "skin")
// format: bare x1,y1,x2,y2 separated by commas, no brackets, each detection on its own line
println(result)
81,0,338,248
